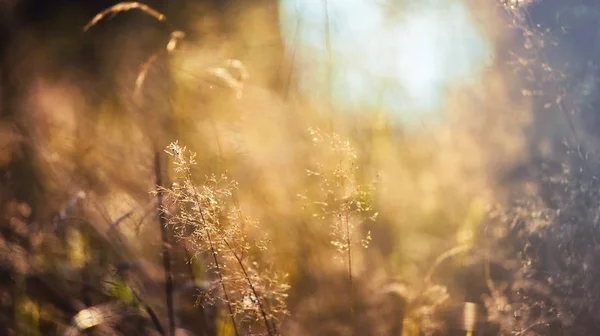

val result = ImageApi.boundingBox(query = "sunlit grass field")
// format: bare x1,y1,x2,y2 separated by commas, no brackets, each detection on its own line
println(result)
1,0,596,335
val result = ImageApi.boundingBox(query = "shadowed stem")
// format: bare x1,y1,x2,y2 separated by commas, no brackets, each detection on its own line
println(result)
182,246,211,334
155,151,176,336
339,170,355,334
223,239,276,336
204,113,270,334
203,220,239,336
129,285,166,336
184,168,239,336
344,206,356,334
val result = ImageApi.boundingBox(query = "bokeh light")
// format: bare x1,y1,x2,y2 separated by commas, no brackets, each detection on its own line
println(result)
279,0,494,127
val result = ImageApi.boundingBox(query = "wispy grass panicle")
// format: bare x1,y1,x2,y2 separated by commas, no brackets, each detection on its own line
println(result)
83,2,166,32
305,128,377,252
158,142,289,335
301,128,378,330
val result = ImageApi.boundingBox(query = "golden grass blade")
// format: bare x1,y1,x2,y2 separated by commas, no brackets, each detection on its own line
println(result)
83,2,166,32
134,53,159,101
134,31,184,100
166,31,186,53
205,59,249,98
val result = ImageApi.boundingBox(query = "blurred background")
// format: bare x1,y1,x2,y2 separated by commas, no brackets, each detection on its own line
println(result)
2,0,600,335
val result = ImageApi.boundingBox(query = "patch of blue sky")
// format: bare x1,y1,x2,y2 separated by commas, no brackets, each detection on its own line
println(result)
279,0,493,127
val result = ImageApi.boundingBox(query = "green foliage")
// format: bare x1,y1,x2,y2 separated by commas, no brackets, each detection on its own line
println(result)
106,280,136,306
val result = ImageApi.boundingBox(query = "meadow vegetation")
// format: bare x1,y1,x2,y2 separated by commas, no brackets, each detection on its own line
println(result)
1,0,600,335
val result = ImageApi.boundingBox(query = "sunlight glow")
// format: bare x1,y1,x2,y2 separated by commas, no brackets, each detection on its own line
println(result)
279,0,494,126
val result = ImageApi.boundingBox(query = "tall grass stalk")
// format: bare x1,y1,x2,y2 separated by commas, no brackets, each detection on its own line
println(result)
171,149,239,336
159,142,289,336
303,128,376,332
154,152,176,336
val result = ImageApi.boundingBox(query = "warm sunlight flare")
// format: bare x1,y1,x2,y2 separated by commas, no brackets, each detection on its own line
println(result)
279,0,493,126
5,0,600,334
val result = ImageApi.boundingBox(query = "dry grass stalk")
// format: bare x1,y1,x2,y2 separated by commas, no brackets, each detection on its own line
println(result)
301,128,377,332
134,53,159,101
159,142,289,336
83,2,165,32
134,31,185,101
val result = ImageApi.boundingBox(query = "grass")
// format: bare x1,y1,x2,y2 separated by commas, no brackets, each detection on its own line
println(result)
159,142,289,335
1,0,598,335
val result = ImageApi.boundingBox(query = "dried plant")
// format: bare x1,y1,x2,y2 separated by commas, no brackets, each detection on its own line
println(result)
300,128,377,328
83,2,166,32
158,142,289,336
476,158,600,335
205,59,250,99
